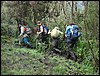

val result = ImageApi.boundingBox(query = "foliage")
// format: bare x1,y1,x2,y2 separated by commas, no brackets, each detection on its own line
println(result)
1,1,99,75
1,44,98,75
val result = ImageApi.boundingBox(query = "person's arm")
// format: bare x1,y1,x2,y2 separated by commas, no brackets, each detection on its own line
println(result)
65,27,68,38
18,26,24,37
48,30,51,34
65,34,68,38
58,30,63,34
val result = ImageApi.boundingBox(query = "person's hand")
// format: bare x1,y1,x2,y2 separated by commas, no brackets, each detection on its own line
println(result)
37,32,41,35
18,35,22,38
18,35,20,38
60,31,63,34
65,34,67,38
37,32,39,35
48,30,51,34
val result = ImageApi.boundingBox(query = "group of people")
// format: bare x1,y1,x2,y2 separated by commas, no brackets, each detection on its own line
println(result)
17,19,82,61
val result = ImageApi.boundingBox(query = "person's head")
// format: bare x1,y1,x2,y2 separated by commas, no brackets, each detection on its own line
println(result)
54,27,59,30
19,23,22,27
37,21,42,26
69,22,75,25
23,21,27,26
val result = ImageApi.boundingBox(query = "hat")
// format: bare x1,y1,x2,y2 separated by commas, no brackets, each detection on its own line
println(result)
70,22,75,25
37,21,41,25
54,27,59,30
37,21,40,23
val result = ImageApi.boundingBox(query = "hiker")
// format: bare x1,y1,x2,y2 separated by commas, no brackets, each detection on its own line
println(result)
18,20,32,48
48,27,63,53
37,21,49,44
65,23,82,61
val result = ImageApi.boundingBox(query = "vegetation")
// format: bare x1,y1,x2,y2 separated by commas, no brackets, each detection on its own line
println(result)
1,1,99,75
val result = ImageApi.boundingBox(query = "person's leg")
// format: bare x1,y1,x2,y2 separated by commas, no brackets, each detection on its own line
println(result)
42,33,46,43
71,38,78,61
54,38,59,48
44,34,48,44
51,38,55,50
50,38,56,54
67,43,71,59
21,37,25,46
66,38,71,59
69,42,77,61
52,38,61,54
23,37,30,45
66,38,77,61
23,37,33,48
52,38,59,48
24,37,33,48
38,33,42,43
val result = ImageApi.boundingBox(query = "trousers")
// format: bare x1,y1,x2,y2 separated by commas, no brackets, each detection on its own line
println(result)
66,37,78,61
22,37,30,45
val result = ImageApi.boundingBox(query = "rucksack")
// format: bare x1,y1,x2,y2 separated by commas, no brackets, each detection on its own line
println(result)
43,25,49,34
23,26,32,35
70,25,82,40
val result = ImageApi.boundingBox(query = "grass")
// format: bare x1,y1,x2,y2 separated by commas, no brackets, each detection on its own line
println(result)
1,23,99,75
1,42,98,75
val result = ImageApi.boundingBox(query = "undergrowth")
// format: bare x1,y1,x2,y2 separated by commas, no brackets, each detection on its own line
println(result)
1,23,99,75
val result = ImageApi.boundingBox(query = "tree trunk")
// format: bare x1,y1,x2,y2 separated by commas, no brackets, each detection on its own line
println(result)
83,1,98,67
72,1,74,22
75,1,77,23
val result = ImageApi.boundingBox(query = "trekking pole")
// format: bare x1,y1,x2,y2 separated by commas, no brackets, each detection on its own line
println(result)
34,33,39,41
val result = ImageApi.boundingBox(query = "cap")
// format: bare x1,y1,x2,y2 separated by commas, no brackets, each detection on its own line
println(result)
37,21,42,25
54,27,59,30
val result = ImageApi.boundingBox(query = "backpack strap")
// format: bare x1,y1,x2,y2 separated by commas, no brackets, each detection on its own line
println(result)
43,25,49,34
42,25,45,33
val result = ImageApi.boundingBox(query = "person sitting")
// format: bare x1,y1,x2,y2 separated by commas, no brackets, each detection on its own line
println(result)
18,21,32,48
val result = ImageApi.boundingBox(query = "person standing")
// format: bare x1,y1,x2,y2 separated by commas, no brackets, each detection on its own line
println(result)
65,23,82,61
49,27,63,53
37,21,49,44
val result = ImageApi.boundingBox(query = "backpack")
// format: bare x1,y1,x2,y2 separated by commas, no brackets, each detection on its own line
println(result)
43,25,49,34
70,25,82,40
23,26,32,35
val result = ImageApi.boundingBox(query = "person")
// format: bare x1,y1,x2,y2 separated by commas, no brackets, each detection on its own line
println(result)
37,21,49,44
65,23,82,61
18,21,32,48
48,27,63,53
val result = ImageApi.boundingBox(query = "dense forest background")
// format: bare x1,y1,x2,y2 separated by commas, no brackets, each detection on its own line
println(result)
1,1,99,75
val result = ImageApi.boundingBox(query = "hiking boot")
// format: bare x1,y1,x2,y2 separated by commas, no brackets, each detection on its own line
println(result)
27,44,33,49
